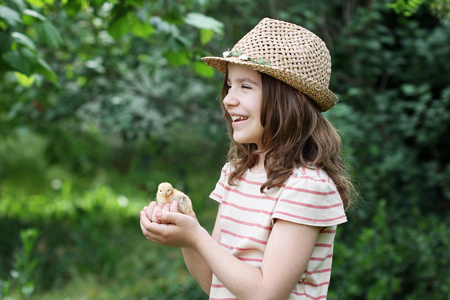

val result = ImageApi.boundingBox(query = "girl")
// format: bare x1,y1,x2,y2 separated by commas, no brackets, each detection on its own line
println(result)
140,18,354,300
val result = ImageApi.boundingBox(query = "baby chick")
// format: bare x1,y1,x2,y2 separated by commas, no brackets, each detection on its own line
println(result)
156,182,193,214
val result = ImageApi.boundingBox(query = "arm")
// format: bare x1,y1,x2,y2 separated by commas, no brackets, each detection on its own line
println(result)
140,205,320,300
194,219,321,300
181,205,222,294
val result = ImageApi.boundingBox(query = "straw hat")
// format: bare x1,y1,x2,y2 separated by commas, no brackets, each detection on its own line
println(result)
202,18,338,112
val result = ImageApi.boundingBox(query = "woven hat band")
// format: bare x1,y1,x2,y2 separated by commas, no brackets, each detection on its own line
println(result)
202,18,338,111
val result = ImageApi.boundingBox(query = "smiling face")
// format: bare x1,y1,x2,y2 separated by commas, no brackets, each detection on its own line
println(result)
223,64,264,148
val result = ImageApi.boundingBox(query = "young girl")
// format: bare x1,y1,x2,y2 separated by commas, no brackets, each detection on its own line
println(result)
140,18,354,300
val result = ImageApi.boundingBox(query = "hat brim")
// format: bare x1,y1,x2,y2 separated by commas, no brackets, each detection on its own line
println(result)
202,56,338,112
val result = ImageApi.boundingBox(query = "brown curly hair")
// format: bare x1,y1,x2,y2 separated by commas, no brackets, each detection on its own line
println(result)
220,72,355,210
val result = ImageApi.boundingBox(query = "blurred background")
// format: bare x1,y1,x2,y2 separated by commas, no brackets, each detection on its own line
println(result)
0,0,449,299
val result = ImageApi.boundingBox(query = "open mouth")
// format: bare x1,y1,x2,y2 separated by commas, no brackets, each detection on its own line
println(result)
231,115,249,122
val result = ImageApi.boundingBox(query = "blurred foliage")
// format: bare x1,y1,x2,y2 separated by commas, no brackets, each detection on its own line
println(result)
1,228,40,299
0,0,449,299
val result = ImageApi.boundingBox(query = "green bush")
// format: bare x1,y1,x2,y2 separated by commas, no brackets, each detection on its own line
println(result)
331,201,449,299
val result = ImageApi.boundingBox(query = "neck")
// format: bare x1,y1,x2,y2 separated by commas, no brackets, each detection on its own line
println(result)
251,153,266,174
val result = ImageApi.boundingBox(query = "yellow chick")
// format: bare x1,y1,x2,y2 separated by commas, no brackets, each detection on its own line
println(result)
156,182,193,214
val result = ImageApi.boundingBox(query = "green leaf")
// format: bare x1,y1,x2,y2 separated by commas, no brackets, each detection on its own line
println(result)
34,21,63,48
131,20,154,38
0,5,22,26
0,31,12,53
36,57,57,84
14,71,35,87
7,0,27,14
193,61,214,78
163,50,190,67
184,12,223,34
63,0,83,17
27,0,46,8
108,15,131,40
11,32,36,51
2,48,38,75
23,8,47,21
200,28,214,45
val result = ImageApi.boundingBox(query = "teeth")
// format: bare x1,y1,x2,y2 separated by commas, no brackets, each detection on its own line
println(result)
231,115,248,122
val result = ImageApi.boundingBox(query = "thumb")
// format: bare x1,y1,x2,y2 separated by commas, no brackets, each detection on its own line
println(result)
157,210,181,224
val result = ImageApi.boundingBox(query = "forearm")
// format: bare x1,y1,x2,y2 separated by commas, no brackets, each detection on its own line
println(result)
181,247,213,294
193,227,267,300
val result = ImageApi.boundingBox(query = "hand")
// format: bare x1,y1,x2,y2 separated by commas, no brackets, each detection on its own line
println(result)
143,201,173,224
140,201,203,248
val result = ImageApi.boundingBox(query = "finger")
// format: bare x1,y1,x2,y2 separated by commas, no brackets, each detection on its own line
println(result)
159,210,183,225
151,205,163,224
140,209,153,228
146,201,158,220
140,220,162,242
170,200,178,213
160,203,171,224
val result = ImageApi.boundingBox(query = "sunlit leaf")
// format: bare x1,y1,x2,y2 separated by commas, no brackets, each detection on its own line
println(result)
131,20,154,38
0,5,22,26
184,12,223,34
200,28,214,45
11,32,36,51
23,8,47,21
193,61,214,78
14,71,35,87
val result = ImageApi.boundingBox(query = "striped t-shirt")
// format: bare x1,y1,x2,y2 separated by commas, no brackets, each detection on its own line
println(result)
209,163,347,300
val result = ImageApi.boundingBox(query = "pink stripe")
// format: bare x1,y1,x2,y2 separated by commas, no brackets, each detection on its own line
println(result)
222,200,274,216
282,184,337,195
320,228,336,234
278,198,343,209
295,175,327,182
306,268,332,275
220,243,259,252
274,211,346,223
224,185,277,201
310,254,333,262
304,281,330,288
238,176,264,186
291,291,327,300
315,243,332,248
210,192,222,200
221,215,272,230
210,298,238,300
221,229,268,245
238,257,262,262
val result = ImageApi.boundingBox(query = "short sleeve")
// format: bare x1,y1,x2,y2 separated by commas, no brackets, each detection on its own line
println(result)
272,169,347,227
209,163,230,204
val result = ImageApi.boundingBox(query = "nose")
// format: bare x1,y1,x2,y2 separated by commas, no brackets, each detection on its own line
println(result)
223,88,238,109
